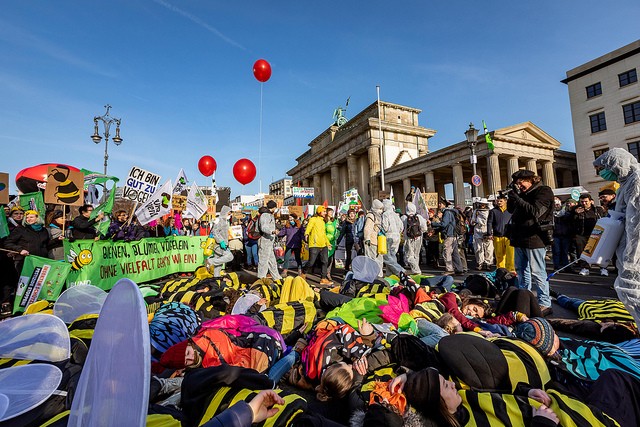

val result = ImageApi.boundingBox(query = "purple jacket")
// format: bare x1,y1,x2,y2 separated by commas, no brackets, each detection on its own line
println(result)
278,225,305,249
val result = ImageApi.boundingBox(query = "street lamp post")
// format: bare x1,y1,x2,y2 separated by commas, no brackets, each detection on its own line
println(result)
91,104,123,175
465,122,479,199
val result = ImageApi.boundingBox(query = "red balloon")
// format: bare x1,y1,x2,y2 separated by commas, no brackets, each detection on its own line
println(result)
198,156,217,177
233,158,256,185
16,163,81,193
253,59,272,83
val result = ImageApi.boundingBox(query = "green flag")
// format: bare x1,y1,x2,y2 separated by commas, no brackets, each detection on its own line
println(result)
13,255,71,314
81,169,118,188
91,180,118,236
483,120,495,151
0,209,9,238
20,191,46,216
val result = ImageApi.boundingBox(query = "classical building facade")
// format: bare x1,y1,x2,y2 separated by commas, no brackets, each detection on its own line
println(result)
562,39,640,197
288,101,578,210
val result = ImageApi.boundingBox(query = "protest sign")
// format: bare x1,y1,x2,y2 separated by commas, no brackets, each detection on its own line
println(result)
122,166,161,203
0,172,8,205
231,202,243,212
64,236,207,290
292,187,314,198
13,255,71,314
172,195,186,212
20,191,46,216
135,181,173,226
44,166,84,206
185,183,208,220
424,192,439,210
172,169,188,194
288,206,303,218
230,225,243,239
207,196,217,216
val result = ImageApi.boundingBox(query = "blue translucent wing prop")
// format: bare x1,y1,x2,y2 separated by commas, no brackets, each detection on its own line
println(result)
0,314,70,362
0,364,63,421
54,284,107,324
352,255,381,283
69,279,150,427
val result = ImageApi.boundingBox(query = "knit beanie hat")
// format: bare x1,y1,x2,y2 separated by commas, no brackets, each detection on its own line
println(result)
266,200,277,209
316,206,326,214
513,317,557,356
159,340,189,369
404,367,440,414
372,199,384,211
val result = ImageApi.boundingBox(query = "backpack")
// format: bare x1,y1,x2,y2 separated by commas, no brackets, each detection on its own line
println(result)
247,217,261,240
454,211,467,236
406,214,422,239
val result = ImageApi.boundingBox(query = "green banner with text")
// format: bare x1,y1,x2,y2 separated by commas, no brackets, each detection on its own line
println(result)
63,236,207,290
14,255,71,314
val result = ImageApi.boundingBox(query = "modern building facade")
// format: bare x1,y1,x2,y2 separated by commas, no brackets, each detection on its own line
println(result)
562,39,640,197
288,101,578,210
269,177,293,198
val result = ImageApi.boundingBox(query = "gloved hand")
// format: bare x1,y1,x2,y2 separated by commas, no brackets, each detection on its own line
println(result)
220,241,227,250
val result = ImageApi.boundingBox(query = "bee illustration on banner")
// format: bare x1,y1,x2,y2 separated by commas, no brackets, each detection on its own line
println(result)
49,166,81,204
68,248,94,271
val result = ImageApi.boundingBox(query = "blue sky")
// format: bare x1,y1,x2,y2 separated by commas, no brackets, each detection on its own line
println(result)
2,1,639,198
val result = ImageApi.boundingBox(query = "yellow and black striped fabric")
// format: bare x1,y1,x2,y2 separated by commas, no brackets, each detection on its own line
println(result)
254,300,316,335
160,277,202,296
67,313,98,348
40,411,182,427
250,280,282,306
460,389,619,427
358,364,397,403
357,283,390,299
578,299,637,325
0,357,34,369
198,387,306,427
409,300,446,322
491,337,551,391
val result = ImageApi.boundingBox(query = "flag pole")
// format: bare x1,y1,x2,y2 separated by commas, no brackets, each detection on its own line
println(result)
376,86,386,194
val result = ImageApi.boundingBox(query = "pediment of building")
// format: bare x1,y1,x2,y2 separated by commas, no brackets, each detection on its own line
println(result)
495,122,561,148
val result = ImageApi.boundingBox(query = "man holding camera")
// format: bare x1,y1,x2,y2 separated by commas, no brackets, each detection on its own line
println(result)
506,169,555,316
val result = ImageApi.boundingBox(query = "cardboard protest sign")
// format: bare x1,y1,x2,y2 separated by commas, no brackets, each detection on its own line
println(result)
230,225,243,239
44,166,84,206
288,206,303,218
424,192,439,210
122,166,161,203
207,196,217,216
0,172,8,205
172,195,186,212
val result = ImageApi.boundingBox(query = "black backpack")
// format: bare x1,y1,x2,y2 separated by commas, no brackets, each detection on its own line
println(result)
454,211,467,236
406,214,422,239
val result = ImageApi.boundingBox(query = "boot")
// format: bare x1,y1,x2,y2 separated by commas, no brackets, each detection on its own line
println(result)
319,278,333,286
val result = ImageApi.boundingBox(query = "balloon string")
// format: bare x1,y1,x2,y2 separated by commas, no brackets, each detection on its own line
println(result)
259,82,263,194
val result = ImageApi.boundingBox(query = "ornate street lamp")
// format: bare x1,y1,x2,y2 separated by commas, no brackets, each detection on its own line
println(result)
91,104,123,175
465,122,479,199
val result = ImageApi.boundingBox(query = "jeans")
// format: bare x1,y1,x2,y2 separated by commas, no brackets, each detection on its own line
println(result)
245,241,259,266
514,246,550,307
556,295,584,312
305,246,328,278
267,350,299,384
552,236,571,269
416,319,448,348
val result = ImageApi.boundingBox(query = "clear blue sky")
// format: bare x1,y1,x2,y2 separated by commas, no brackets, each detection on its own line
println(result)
2,1,639,198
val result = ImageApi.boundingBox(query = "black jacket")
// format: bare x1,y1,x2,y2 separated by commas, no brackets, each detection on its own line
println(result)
4,225,51,262
487,207,512,237
506,182,554,249
71,215,99,239
571,205,605,237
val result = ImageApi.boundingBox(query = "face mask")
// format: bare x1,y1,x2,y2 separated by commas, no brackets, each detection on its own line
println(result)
599,169,618,181
289,220,295,225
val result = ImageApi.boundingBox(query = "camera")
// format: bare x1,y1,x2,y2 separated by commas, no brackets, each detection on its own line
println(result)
497,182,520,198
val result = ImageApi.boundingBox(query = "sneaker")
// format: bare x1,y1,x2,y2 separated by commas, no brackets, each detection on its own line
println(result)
578,268,590,276
549,288,559,299
600,268,609,277
319,278,333,286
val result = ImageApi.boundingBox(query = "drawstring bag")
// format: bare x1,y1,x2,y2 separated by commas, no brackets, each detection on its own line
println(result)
377,232,388,255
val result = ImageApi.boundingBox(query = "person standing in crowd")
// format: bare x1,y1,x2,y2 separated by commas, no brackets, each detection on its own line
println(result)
506,169,554,316
354,210,366,255
594,148,640,327
71,204,104,240
1,208,19,314
325,208,339,281
7,206,24,232
403,201,428,275
363,199,384,275
487,194,514,272
227,217,245,272
258,201,282,281
471,198,493,271
206,206,234,277
107,210,136,241
4,210,51,274
381,199,405,276
336,209,357,271
278,213,304,277
245,211,260,271
424,209,441,268
163,216,181,236
431,198,463,275
571,194,605,276
551,197,573,271
405,185,416,203
302,206,332,285
598,188,617,214
46,210,66,261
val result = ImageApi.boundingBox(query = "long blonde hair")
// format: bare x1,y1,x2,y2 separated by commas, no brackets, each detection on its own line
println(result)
315,363,353,401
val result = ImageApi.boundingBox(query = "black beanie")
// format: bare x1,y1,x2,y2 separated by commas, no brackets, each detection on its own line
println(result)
266,200,277,209
404,368,440,414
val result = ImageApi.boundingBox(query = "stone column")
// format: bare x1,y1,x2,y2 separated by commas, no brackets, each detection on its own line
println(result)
339,164,348,195
486,153,502,195
507,156,520,180
313,174,322,205
331,165,340,203
402,178,412,203
526,158,537,175
436,182,447,200
542,160,556,189
562,169,573,188
424,171,435,193
368,145,381,202
302,178,310,188
452,164,465,207
359,156,371,207
347,155,359,189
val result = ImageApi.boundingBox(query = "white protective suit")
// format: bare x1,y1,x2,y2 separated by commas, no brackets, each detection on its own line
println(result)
206,206,234,276
471,205,494,269
593,148,640,326
381,199,405,276
257,209,282,280
363,199,384,275
403,202,428,274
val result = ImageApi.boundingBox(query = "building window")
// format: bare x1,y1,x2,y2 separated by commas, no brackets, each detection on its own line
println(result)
629,141,640,163
619,69,638,87
623,102,640,124
586,82,602,98
593,148,609,159
589,112,607,133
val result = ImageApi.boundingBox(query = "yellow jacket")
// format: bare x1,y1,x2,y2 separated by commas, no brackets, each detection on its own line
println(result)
305,216,330,248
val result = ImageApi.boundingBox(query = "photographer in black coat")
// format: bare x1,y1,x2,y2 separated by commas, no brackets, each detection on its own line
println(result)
505,170,554,316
